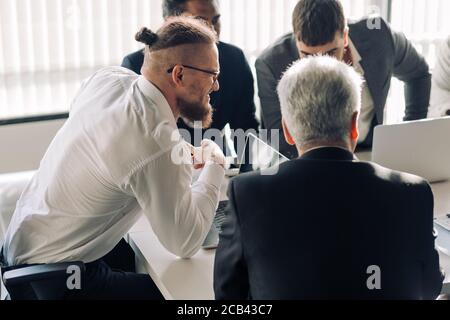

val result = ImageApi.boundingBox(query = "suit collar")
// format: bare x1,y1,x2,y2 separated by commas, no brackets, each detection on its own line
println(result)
289,34,300,61
300,147,357,161
348,23,384,117
348,22,372,56
349,30,372,75
348,38,362,65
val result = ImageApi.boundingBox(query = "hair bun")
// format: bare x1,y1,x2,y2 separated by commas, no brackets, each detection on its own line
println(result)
135,27,158,46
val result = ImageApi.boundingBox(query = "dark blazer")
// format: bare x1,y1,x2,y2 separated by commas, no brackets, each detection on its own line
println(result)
255,18,431,159
214,147,443,300
122,41,259,146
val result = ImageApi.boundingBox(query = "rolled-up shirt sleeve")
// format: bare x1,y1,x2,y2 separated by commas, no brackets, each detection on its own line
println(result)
124,148,224,259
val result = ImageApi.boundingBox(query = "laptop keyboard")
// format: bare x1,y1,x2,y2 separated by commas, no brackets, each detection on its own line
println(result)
435,216,450,231
201,200,228,249
213,200,228,233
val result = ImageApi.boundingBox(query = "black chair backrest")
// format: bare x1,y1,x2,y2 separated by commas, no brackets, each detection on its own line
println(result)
1,261,85,300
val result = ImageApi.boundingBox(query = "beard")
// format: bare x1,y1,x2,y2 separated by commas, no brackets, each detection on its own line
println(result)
177,96,213,129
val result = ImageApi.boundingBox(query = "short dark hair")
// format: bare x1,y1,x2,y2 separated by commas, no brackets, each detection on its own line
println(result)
292,0,346,46
162,0,189,18
135,17,217,52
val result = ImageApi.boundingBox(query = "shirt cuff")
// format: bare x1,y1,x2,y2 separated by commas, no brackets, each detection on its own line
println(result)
198,163,225,190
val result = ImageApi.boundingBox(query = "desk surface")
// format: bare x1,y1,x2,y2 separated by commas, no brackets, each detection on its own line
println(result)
127,175,230,300
128,161,450,300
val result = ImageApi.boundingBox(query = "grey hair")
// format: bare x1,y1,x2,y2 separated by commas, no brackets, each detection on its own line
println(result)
277,56,363,148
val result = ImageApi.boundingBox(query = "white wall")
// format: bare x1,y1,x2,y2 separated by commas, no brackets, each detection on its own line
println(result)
0,119,65,174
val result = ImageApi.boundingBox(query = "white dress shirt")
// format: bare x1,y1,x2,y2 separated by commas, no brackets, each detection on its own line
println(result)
348,39,377,143
3,67,224,265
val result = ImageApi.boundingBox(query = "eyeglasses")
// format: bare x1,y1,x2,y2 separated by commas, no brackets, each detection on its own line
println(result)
167,64,220,83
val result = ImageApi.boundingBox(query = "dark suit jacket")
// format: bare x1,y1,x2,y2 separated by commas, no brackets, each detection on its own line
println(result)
256,18,431,159
122,41,259,148
214,147,443,300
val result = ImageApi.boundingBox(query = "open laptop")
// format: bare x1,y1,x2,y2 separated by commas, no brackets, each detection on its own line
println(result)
372,117,450,183
202,133,289,249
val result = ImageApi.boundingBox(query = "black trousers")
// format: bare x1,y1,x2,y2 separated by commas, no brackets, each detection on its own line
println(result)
1,239,164,300
66,239,164,300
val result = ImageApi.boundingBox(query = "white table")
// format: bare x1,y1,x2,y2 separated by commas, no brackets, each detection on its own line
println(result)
127,177,229,300
129,218,216,300
128,164,450,300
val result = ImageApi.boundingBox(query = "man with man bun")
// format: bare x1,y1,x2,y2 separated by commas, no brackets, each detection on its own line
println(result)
1,17,225,300
123,0,259,149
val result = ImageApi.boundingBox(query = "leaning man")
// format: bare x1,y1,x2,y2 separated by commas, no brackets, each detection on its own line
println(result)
1,17,224,300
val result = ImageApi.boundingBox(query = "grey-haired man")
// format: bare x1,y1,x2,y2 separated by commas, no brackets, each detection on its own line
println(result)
214,56,443,300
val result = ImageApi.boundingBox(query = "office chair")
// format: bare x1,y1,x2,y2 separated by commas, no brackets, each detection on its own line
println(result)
1,261,85,300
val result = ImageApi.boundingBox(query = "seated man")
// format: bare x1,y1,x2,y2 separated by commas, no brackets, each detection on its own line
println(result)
1,17,225,300
256,0,431,159
429,36,450,118
214,56,444,300
122,0,259,148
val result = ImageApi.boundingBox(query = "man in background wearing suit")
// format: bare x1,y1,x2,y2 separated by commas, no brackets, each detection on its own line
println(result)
214,56,443,300
256,0,431,159
123,0,259,149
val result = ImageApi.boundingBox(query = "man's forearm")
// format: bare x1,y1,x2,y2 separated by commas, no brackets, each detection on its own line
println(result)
404,74,431,121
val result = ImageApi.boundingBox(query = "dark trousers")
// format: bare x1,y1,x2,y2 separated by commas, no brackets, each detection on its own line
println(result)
66,239,164,300
1,239,164,300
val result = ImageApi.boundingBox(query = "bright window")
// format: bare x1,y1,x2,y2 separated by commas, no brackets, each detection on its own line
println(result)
0,0,447,121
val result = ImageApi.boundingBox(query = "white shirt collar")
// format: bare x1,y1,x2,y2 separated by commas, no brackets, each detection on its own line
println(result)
137,76,177,128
